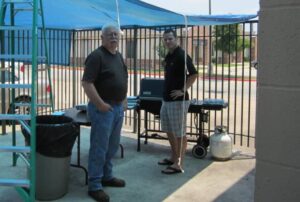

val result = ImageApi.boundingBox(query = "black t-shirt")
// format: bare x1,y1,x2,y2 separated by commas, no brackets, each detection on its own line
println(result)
82,46,128,102
163,46,198,101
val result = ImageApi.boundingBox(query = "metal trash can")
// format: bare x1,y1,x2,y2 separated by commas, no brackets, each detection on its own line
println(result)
22,115,79,200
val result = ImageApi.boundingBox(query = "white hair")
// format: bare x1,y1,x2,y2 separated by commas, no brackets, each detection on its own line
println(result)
101,23,120,34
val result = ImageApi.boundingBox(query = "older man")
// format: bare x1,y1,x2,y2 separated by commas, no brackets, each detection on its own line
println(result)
82,24,128,202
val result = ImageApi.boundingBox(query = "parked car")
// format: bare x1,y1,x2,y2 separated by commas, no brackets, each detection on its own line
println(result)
0,62,52,119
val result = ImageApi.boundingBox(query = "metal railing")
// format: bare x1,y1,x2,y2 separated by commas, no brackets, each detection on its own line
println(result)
1,20,258,147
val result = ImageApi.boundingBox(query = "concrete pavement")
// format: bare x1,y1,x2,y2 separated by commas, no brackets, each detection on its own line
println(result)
0,127,255,202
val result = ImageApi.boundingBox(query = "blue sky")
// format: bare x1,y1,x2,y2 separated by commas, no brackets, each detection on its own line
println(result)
142,0,259,15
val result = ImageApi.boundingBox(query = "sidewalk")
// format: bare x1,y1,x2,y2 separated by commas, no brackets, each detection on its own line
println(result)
0,127,255,202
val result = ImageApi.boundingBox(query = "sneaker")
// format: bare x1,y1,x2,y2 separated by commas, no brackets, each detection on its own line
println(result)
88,190,110,202
102,177,126,187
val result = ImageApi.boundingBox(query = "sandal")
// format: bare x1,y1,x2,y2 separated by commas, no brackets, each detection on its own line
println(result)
161,166,184,174
158,158,174,165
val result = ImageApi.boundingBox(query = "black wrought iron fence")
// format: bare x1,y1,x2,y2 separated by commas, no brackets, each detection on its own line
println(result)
1,20,258,147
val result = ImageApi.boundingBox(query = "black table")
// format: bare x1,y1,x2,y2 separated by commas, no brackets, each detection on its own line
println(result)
64,108,89,185
64,107,124,185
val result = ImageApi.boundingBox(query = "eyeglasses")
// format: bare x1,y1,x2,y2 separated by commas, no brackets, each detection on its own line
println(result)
103,32,119,38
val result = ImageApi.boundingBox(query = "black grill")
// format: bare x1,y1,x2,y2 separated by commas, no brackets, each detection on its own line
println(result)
138,78,227,114
139,78,164,115
131,78,229,152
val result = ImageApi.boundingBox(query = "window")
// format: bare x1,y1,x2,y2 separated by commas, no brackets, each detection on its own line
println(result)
193,39,207,63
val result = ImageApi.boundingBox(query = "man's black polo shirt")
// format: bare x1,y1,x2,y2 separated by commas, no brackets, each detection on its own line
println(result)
82,46,128,102
163,46,198,102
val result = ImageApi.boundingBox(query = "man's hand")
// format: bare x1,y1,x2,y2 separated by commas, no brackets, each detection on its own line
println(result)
82,81,113,112
170,89,184,99
97,102,113,112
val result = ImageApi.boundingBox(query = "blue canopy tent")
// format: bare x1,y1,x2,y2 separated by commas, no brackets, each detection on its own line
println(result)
3,0,257,29
2,0,257,64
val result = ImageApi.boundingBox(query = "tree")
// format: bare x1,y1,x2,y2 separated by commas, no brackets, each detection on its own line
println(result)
156,43,167,59
155,42,168,67
213,24,250,54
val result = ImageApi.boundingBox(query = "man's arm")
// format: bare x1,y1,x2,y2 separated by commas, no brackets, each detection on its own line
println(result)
170,73,198,99
82,81,112,112
183,73,198,91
